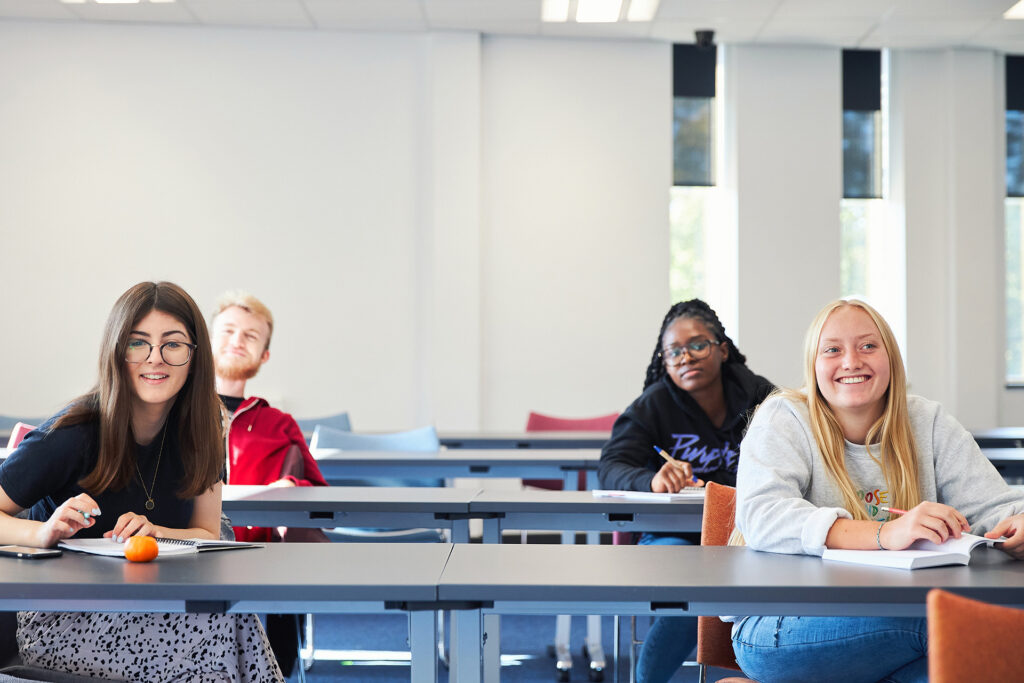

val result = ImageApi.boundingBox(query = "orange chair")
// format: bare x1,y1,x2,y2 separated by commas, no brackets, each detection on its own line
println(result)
696,482,755,683
524,411,617,682
927,588,1024,683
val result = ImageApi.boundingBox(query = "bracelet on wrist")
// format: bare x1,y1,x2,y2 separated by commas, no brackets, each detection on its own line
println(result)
876,521,887,550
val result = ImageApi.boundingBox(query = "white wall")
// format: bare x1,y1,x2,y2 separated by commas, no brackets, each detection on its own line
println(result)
0,21,671,431
725,44,843,390
479,37,671,429
890,49,1004,429
0,20,1017,431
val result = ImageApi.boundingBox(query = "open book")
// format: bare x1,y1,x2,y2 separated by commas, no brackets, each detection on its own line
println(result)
58,537,261,558
822,532,1002,570
592,489,705,502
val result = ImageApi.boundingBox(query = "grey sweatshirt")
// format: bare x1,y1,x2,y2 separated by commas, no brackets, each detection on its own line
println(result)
735,393,1024,556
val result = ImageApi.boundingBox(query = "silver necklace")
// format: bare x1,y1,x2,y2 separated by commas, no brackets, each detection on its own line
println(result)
136,424,166,512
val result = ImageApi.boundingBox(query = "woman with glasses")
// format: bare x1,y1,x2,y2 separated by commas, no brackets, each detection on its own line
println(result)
0,281,282,681
730,299,1024,682
598,298,773,683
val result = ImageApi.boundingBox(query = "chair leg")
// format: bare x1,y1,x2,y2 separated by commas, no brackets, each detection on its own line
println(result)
554,614,572,681
628,616,639,683
302,613,314,671
583,615,605,681
294,614,307,683
437,610,449,669
697,663,708,683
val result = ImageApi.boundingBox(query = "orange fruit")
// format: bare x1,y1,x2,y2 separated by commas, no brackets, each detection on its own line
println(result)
123,535,159,562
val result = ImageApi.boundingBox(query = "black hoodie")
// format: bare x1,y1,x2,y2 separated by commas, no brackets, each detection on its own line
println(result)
598,363,774,492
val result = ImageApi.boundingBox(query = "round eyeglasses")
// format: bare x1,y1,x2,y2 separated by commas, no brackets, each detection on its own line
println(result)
660,339,721,366
125,339,197,367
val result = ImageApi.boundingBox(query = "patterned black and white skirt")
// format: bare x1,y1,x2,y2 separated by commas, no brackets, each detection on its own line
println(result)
16,611,284,682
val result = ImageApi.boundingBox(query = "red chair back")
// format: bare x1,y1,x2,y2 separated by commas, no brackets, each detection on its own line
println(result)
523,412,618,491
7,422,36,449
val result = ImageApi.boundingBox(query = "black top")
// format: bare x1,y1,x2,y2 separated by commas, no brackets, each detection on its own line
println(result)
598,364,775,492
0,412,194,538
219,394,244,414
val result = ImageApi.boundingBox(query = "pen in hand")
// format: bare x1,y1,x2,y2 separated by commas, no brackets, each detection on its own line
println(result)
653,446,698,484
879,506,907,516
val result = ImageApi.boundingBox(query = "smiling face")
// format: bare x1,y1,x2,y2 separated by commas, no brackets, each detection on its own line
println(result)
661,316,728,395
211,305,270,382
814,305,891,426
125,309,192,416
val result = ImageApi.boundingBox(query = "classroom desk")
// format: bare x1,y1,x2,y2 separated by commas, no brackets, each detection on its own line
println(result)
438,543,1024,683
310,448,601,489
973,427,1024,449
469,489,703,543
438,431,609,450
222,485,479,542
982,448,1024,478
0,543,453,683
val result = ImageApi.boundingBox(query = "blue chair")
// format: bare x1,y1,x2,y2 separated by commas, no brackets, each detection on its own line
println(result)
294,412,351,435
310,424,443,489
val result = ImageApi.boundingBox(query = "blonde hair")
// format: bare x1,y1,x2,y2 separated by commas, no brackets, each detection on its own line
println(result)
213,290,274,350
779,299,921,520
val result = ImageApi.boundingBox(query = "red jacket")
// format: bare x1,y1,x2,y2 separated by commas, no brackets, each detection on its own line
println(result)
226,396,328,542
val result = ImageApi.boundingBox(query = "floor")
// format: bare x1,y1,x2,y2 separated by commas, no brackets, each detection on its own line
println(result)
284,613,739,682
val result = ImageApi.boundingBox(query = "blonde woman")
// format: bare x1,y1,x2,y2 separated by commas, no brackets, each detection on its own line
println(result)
732,299,1024,683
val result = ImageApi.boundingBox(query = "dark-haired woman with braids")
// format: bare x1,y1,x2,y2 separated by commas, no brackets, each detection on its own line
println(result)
0,282,282,681
598,299,773,683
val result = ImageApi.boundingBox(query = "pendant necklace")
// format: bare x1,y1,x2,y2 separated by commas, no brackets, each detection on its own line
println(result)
136,423,166,512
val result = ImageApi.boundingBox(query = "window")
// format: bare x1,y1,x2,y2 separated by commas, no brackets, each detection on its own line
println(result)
1005,56,1024,382
670,44,717,303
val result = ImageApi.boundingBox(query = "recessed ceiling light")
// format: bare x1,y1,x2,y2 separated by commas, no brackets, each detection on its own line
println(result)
542,0,570,23
94,0,142,4
1006,0,1024,19
576,0,622,23
626,0,660,22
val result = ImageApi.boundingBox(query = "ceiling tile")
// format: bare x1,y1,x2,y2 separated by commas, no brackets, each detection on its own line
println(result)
302,0,425,30
657,0,781,22
758,17,877,47
424,0,540,23
773,0,898,21
185,0,313,29
540,20,653,39
70,1,197,24
0,0,77,20
890,0,1015,21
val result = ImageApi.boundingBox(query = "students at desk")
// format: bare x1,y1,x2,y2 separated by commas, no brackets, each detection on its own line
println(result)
598,299,773,683
734,299,1024,683
0,282,282,682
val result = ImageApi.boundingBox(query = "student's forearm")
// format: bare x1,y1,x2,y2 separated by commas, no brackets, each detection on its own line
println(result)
825,518,886,550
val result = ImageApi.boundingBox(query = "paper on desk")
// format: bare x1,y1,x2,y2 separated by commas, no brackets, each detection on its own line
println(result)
592,489,705,501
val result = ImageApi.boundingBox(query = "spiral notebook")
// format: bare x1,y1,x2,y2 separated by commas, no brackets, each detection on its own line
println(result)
59,537,261,557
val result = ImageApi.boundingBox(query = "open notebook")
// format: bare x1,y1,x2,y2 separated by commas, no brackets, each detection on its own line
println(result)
59,537,261,557
822,532,1002,570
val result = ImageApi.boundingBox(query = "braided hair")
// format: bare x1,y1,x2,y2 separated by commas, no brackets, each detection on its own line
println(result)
642,299,747,391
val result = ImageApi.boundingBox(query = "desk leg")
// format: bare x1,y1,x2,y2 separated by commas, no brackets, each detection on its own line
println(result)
452,610,483,683
410,610,439,683
482,517,501,545
483,614,500,683
452,519,471,544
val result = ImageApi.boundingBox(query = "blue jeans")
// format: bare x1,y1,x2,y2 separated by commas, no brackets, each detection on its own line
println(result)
732,616,928,683
635,534,697,683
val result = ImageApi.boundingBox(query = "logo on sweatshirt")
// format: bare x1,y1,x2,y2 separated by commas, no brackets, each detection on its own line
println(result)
859,488,890,520
668,433,738,473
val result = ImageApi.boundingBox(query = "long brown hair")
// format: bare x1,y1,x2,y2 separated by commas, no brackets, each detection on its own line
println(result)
55,282,223,498
779,299,921,520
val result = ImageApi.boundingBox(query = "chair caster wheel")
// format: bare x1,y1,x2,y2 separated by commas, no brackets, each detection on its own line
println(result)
556,669,570,682
588,668,604,682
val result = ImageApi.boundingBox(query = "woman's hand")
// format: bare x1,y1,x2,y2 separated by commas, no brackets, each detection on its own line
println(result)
879,502,969,550
985,514,1024,560
104,512,159,543
35,494,101,547
651,460,704,493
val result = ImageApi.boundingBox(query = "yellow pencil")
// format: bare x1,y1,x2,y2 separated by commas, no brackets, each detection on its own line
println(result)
652,446,698,483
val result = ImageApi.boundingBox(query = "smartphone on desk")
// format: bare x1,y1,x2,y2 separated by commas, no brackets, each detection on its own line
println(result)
0,545,62,559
